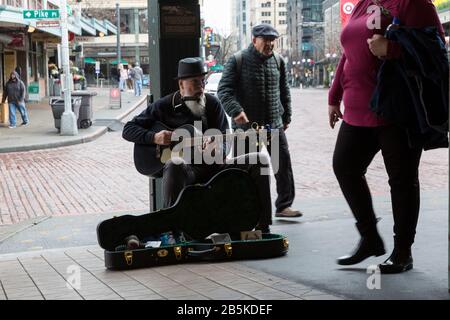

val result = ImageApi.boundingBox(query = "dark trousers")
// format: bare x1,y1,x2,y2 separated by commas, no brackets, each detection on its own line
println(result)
333,121,423,249
162,153,273,226
233,129,295,212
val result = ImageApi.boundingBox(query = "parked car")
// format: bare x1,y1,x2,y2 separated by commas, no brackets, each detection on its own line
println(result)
205,72,222,96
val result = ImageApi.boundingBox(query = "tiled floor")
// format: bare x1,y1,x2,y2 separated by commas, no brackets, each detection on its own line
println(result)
0,246,343,300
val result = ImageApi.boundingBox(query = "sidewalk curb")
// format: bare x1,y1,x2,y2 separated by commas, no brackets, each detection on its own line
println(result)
0,96,147,154
0,217,50,245
114,96,148,122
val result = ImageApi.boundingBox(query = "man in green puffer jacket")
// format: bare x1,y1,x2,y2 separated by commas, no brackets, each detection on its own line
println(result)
217,24,302,219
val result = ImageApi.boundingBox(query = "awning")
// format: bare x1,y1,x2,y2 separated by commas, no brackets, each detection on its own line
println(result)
110,59,128,65
210,64,224,71
84,57,97,64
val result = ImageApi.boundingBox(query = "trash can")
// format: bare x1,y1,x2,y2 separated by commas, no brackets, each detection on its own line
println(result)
50,79,61,96
50,97,82,131
70,91,97,129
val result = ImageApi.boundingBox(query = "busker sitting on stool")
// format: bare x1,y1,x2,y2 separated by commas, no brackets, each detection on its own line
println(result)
123,57,273,233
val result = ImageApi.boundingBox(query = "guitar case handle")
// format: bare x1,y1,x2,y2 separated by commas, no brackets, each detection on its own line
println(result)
187,247,218,258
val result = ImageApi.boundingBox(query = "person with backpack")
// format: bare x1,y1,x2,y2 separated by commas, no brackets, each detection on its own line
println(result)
130,63,144,97
2,71,29,129
217,24,302,219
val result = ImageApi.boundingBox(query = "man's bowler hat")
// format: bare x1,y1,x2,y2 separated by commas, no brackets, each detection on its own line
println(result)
252,24,279,38
175,57,208,80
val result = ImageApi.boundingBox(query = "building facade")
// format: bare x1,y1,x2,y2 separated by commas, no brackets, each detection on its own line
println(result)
0,0,115,100
285,0,323,86
231,0,288,53
78,0,148,86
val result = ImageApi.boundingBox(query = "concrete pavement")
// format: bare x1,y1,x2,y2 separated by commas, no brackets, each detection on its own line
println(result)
0,87,149,153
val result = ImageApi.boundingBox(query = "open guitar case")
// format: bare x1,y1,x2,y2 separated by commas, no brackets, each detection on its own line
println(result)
97,168,289,270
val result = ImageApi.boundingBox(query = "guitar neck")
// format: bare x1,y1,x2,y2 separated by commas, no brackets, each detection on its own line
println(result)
181,130,265,148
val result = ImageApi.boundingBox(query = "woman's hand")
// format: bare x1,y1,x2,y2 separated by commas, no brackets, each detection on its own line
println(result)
329,105,343,129
367,34,389,57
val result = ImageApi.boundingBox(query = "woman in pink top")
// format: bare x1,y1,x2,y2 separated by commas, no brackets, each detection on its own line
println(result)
328,0,445,273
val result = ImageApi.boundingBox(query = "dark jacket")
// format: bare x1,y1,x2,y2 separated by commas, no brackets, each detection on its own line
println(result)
2,71,26,104
122,92,230,153
217,44,291,129
370,26,449,150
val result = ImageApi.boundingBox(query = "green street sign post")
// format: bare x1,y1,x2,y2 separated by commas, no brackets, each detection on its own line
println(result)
23,10,60,19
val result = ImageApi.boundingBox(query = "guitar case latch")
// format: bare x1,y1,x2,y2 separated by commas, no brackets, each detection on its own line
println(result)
124,251,133,266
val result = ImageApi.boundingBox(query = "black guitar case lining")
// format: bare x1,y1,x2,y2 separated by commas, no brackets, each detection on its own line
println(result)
97,168,288,270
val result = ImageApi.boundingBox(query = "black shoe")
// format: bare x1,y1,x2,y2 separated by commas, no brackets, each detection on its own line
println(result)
379,248,413,274
337,237,386,265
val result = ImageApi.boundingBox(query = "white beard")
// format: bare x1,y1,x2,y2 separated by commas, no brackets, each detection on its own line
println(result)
184,94,206,117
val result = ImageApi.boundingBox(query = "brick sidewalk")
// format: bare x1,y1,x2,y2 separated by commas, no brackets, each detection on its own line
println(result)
0,247,343,300
0,88,447,225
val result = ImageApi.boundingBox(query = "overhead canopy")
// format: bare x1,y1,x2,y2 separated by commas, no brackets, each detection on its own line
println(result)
210,64,224,71
110,59,128,65
84,57,97,64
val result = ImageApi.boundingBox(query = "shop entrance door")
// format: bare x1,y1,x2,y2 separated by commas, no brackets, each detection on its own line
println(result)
3,50,17,84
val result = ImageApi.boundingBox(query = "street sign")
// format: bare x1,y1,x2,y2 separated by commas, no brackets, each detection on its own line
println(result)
74,36,96,42
95,61,100,74
23,10,60,19
36,20,60,28
110,88,121,109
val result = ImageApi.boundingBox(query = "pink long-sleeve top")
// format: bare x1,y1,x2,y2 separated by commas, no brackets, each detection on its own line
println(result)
328,0,445,127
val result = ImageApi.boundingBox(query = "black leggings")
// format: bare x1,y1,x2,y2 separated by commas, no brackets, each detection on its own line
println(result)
333,121,423,249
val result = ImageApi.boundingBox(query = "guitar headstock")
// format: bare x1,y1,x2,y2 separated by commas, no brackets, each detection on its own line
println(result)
249,122,271,133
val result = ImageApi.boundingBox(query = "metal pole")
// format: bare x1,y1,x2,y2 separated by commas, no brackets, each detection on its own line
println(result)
116,3,121,73
60,0,78,135
116,3,122,108
134,8,140,66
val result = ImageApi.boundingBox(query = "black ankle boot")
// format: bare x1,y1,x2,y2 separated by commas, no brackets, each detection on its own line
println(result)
337,222,385,266
379,247,413,274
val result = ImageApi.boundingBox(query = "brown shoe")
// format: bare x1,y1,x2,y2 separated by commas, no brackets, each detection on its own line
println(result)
275,207,303,218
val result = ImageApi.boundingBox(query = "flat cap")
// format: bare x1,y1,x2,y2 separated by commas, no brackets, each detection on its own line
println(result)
252,24,279,38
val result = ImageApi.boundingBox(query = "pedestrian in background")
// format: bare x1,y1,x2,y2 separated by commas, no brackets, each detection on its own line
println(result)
2,71,29,129
218,23,302,219
118,64,128,92
328,0,446,273
130,63,143,97
126,68,134,91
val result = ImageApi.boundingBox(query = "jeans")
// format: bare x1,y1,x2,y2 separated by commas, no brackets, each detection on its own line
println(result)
134,80,142,96
119,79,126,91
9,102,29,127
233,128,296,212
333,121,422,248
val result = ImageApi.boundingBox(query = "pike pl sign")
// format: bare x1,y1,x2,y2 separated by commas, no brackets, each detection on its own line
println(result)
23,10,60,19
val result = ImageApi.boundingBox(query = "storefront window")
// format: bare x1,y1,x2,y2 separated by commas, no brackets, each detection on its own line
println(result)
120,9,135,34
37,42,44,79
28,0,43,9
29,40,37,81
139,9,148,34
5,0,24,8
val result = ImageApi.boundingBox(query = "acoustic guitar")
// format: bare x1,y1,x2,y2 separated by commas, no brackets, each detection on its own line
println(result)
133,121,270,177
